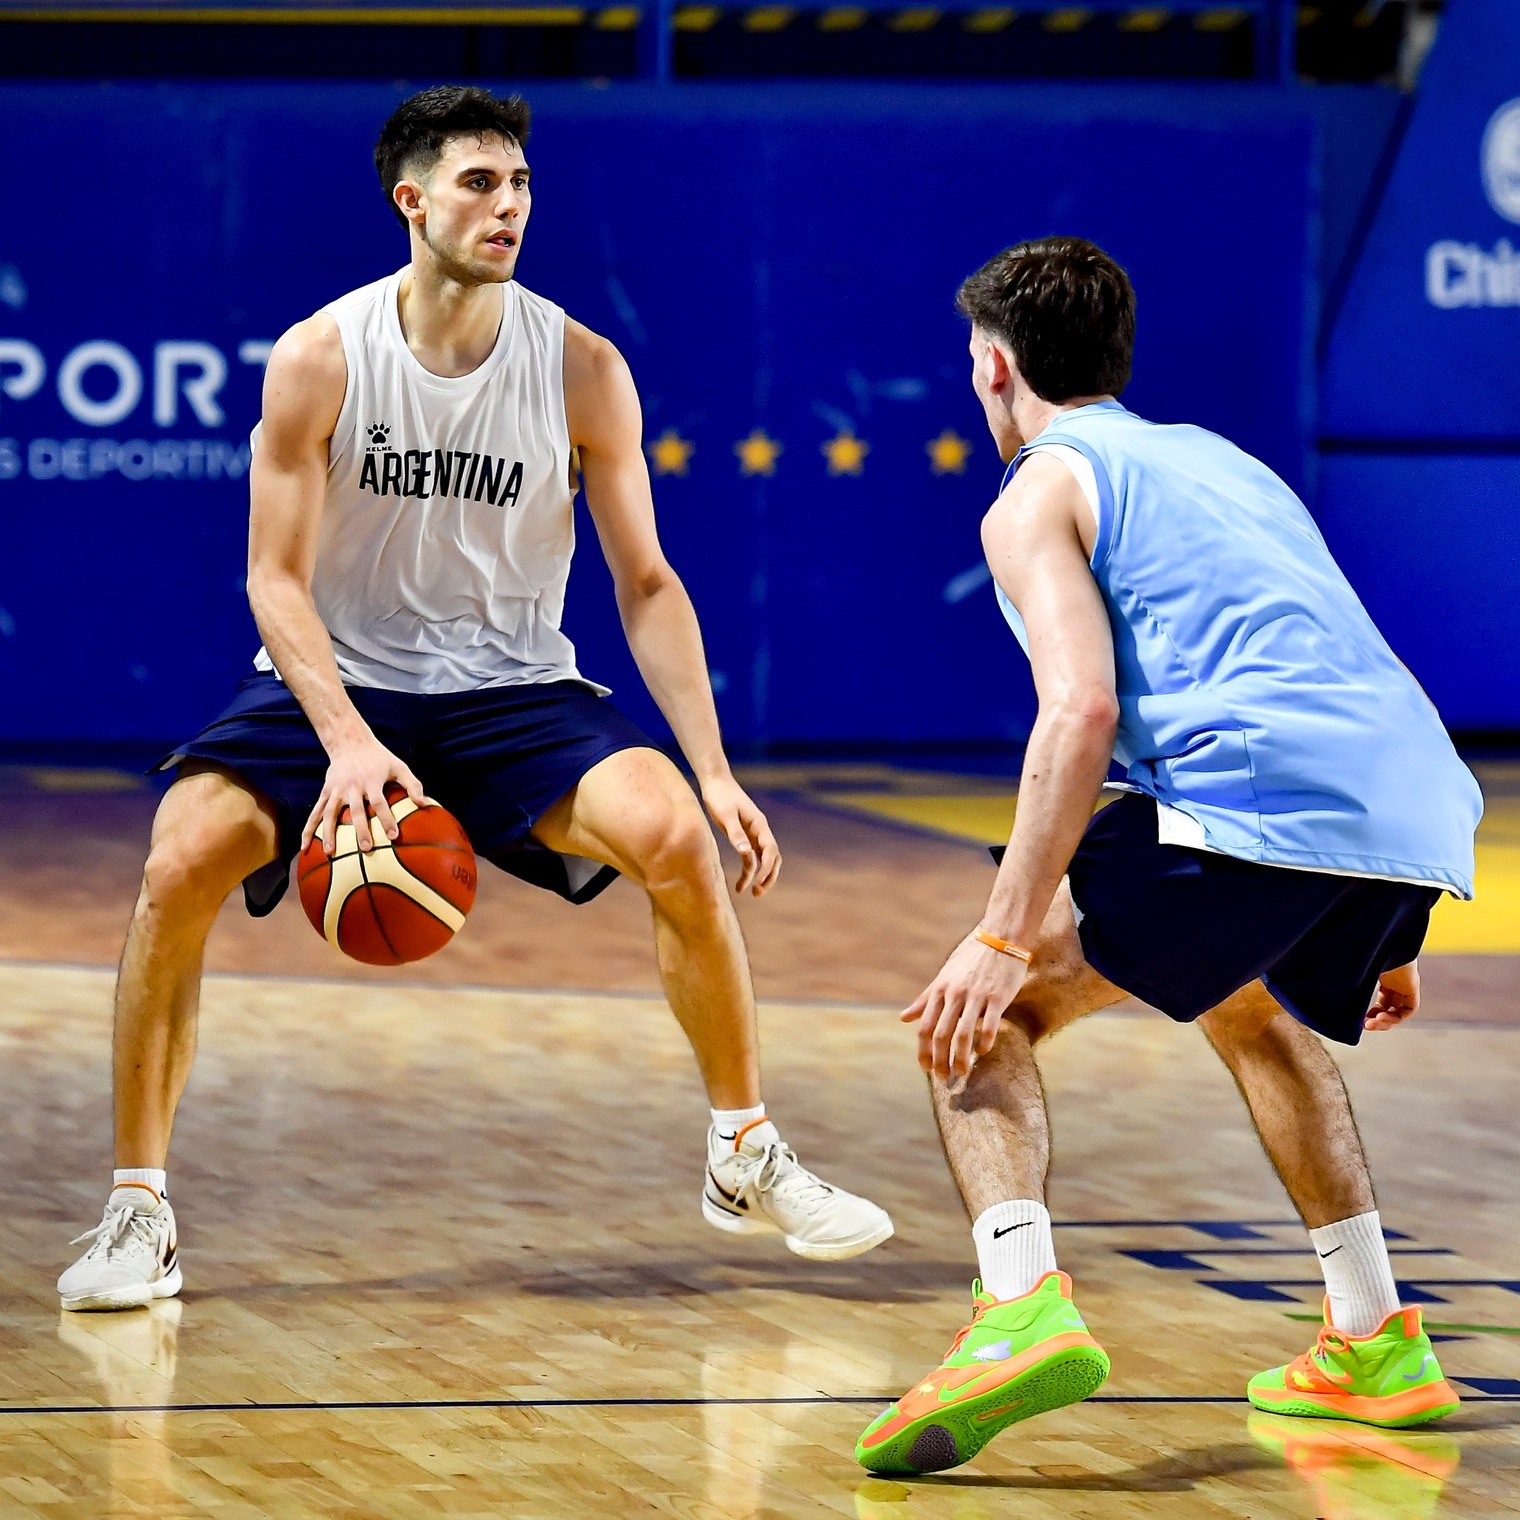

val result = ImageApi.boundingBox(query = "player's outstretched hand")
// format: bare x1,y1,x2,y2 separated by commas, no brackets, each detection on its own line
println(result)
903,930,1029,1081
303,735,426,856
1364,959,1420,1033
702,775,781,897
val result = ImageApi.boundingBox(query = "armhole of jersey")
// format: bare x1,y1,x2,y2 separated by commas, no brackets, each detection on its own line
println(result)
1022,443,1099,539
1021,435,1117,573
323,304,358,467
546,299,572,472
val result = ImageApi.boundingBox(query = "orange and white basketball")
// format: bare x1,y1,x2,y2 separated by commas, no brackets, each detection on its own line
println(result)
296,784,477,965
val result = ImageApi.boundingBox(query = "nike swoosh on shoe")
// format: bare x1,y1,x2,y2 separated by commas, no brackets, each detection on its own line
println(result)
707,1169,741,1203
705,1174,748,1212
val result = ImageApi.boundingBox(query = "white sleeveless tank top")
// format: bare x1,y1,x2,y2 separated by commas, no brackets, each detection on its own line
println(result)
254,268,603,695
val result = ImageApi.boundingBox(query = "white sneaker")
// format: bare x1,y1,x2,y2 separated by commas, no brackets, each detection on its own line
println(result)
702,1121,893,1261
58,1188,182,1312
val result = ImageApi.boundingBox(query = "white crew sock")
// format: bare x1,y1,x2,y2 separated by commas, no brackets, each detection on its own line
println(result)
972,1200,1058,1302
1310,1209,1400,1336
112,1168,167,1210
710,1104,767,1144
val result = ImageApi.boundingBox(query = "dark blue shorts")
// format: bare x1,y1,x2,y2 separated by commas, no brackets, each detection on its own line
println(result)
159,672,661,915
1001,791,1439,1046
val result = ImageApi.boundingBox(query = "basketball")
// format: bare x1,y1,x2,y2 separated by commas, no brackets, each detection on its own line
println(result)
296,785,477,965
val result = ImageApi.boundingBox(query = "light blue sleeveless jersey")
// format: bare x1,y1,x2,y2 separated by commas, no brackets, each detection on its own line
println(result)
995,401,1481,897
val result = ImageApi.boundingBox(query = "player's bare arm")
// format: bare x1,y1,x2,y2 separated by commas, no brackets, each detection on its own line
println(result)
247,314,423,854
905,452,1118,1079
563,318,779,897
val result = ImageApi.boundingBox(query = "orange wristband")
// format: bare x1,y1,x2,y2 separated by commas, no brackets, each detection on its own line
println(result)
975,929,1033,964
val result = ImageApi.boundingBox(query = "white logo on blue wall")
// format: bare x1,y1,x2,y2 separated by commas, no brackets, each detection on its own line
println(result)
0,338,269,426
1424,98,1520,309
0,336,271,482
1482,99,1520,225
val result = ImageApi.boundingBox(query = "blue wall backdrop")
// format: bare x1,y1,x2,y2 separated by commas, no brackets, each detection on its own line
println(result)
1314,0,1520,730
1321,0,1519,443
0,64,1509,752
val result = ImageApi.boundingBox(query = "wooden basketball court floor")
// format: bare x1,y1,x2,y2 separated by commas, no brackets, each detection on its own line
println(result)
1,761,1516,1519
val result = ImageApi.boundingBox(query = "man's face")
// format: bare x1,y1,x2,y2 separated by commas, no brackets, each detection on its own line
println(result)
401,133,531,285
968,326,1022,463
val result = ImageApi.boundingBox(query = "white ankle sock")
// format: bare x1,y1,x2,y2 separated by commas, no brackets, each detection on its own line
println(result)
972,1200,1058,1302
710,1104,767,1143
113,1168,167,1208
1309,1210,1400,1336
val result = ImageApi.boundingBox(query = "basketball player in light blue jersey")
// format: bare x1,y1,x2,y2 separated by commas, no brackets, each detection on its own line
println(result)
856,237,1483,1475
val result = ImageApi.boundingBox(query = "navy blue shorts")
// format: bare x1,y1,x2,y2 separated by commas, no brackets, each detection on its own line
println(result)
1000,791,1439,1046
159,672,661,915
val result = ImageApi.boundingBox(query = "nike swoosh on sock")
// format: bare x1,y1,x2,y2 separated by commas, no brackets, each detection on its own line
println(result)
992,1222,1032,1240
1318,1246,1344,1258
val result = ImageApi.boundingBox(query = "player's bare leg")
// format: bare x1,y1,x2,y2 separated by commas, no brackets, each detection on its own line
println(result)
930,899,1379,1259
858,884,1120,1472
533,746,892,1259
533,746,759,1107
929,882,1127,1215
1202,981,1456,1423
60,763,277,1310
929,894,1376,1229
1200,985,1374,1229
115,764,280,1167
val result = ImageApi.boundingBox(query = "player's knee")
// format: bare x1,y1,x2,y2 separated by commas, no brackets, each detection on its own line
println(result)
1200,983,1283,1055
636,805,722,903
138,838,229,925
1006,955,1089,1046
139,799,269,924
999,1001,1051,1047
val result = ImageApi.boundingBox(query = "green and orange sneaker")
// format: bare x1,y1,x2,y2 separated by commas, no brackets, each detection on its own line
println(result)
854,1271,1109,1474
1247,1303,1460,1428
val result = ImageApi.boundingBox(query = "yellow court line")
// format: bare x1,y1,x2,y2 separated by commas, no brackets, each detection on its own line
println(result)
815,790,1015,844
812,787,1520,954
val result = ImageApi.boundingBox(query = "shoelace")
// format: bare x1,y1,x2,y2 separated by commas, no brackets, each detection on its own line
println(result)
1314,1326,1353,1360
1291,1325,1356,1390
942,1300,991,1361
734,1142,836,1210
70,1203,155,1260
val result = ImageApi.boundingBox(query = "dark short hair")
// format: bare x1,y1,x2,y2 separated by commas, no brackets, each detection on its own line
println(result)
955,237,1135,402
374,86,532,229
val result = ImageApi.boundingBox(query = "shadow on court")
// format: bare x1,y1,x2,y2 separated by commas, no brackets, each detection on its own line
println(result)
887,1440,1264,1489
181,1253,968,1305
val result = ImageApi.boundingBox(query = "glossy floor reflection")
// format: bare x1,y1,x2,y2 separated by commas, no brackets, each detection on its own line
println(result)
1247,1412,1462,1520
2,961,1516,1516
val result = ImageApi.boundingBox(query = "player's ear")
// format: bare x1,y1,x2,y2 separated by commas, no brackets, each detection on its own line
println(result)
987,341,1014,396
393,177,427,229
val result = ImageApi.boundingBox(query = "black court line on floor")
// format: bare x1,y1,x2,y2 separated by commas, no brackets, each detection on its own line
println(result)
1,1392,1516,1416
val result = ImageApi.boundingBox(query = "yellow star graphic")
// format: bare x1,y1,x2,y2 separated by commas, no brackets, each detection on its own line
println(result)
822,429,869,476
735,429,782,477
648,428,694,477
927,429,972,475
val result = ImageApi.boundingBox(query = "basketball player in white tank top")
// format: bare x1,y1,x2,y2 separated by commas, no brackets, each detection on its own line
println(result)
59,88,889,1312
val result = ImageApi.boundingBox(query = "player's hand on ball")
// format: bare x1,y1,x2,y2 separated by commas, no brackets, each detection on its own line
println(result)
903,931,1030,1081
303,735,426,856
1364,959,1420,1033
701,774,781,897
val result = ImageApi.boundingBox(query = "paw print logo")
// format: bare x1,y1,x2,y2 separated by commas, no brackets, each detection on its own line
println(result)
367,422,391,449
